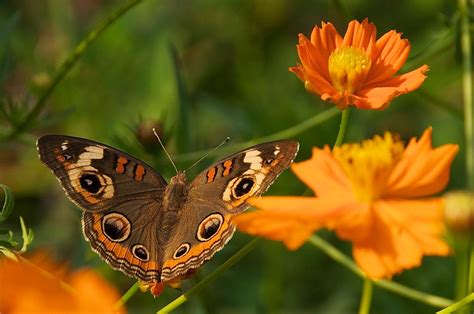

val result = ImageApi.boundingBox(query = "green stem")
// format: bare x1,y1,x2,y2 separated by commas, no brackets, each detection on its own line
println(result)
358,279,373,314
458,0,474,311
157,239,260,313
174,107,340,163
334,108,350,147
5,0,145,140
308,235,453,309
437,293,474,314
114,281,140,310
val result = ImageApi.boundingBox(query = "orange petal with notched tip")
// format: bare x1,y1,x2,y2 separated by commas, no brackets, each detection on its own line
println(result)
291,146,354,197
386,128,459,197
367,30,411,84
354,65,429,110
341,19,376,53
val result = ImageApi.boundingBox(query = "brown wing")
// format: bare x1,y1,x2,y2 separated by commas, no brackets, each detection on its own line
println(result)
37,135,167,212
159,140,299,281
82,202,164,284
38,135,170,284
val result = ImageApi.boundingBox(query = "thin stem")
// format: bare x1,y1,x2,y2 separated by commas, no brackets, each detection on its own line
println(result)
358,279,373,314
5,0,145,140
459,0,474,310
334,108,350,147
308,235,453,308
114,281,140,310
437,293,474,314
157,239,260,313
174,107,340,163
459,0,473,190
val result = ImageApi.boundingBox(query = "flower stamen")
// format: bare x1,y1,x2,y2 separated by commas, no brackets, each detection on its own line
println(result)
333,132,404,202
328,47,372,94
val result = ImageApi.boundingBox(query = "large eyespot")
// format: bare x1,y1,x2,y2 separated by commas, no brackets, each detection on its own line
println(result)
233,177,255,198
197,213,223,242
132,244,149,261
101,213,131,242
80,173,102,194
173,243,191,259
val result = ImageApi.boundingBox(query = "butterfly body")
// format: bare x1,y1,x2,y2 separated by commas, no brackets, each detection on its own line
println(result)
37,135,298,285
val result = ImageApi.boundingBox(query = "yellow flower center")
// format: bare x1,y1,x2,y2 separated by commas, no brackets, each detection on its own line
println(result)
333,132,404,202
328,47,371,94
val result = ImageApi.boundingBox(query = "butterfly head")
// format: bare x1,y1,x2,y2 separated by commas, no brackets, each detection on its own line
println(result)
170,171,187,185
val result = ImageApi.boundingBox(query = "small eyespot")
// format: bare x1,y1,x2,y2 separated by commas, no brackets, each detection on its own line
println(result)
233,177,254,198
63,153,72,160
265,158,274,165
173,243,191,259
80,173,102,194
132,244,149,261
102,213,131,242
197,213,223,242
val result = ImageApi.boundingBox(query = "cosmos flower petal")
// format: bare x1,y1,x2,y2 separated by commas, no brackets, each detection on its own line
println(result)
387,128,459,197
367,30,411,84
354,199,450,279
0,253,124,313
352,87,400,110
342,19,376,52
234,197,342,250
378,199,450,255
328,203,374,243
310,22,343,68
296,34,327,78
354,65,429,110
291,146,354,197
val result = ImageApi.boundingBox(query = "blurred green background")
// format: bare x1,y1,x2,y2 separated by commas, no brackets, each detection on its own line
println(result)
0,0,468,313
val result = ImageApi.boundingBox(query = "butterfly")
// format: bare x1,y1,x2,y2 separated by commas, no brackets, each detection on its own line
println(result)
37,135,299,289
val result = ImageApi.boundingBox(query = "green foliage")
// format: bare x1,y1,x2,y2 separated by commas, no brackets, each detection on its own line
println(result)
0,184,34,260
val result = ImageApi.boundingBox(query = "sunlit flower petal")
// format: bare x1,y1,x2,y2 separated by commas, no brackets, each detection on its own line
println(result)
386,128,459,197
291,18,428,110
235,128,458,279
0,253,124,313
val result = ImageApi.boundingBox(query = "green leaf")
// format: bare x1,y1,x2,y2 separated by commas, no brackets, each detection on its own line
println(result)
0,184,14,224
0,247,18,261
19,216,34,253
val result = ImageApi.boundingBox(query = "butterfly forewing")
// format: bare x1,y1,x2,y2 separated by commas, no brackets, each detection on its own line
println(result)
37,135,167,212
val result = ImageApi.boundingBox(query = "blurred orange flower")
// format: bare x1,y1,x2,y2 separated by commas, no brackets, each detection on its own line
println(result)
290,19,429,110
0,253,125,313
234,128,458,279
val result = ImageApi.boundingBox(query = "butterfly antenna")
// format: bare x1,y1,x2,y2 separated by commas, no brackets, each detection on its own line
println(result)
152,128,179,174
185,137,230,172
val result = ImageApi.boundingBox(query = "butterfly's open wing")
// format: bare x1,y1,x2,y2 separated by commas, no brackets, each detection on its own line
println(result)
38,135,169,284
37,135,167,212
160,140,299,281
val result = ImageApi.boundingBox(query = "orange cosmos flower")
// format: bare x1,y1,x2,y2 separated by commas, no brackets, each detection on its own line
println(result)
290,19,429,110
234,128,458,279
0,253,125,313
